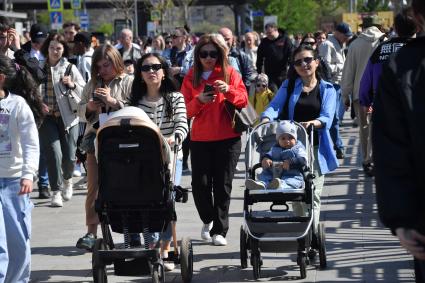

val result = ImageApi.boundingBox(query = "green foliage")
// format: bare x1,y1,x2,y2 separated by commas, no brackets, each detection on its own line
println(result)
358,0,391,12
95,23,113,36
255,0,320,34
36,10,77,30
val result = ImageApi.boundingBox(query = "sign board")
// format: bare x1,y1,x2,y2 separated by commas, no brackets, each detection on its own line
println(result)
263,15,278,29
251,10,264,17
147,21,156,37
47,0,63,12
50,11,63,30
71,0,81,10
150,10,161,21
80,12,89,30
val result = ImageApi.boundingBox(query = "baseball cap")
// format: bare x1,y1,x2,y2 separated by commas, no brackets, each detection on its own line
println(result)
335,22,353,37
73,32,91,46
30,24,48,44
276,120,297,141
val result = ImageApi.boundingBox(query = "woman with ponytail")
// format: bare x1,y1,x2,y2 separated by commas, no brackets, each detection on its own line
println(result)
0,54,40,282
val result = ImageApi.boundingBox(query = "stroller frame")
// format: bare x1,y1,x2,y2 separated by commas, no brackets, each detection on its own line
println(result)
91,107,193,283
240,121,327,279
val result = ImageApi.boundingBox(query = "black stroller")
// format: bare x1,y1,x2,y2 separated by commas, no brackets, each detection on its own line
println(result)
240,121,327,279
92,107,193,283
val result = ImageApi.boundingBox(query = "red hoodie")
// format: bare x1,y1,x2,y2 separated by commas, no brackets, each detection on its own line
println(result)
181,65,248,142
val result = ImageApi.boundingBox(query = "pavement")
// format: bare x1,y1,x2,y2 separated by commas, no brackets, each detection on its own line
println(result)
29,120,415,283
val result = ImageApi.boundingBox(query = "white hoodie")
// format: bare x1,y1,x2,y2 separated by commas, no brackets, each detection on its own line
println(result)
341,26,385,101
0,93,39,180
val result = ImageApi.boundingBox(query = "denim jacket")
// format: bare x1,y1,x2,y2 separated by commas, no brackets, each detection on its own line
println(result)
261,78,338,174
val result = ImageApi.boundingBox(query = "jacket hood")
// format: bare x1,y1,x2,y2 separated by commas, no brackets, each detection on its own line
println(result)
359,26,385,42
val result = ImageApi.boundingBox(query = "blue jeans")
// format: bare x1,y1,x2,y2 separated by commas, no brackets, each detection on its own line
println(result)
330,84,344,150
259,169,304,189
37,151,49,189
0,178,33,283
39,117,78,191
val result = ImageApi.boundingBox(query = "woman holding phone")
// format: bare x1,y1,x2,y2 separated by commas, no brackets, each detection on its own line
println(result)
75,44,134,251
181,34,248,246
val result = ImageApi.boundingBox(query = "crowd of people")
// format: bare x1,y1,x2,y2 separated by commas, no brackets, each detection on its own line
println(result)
0,0,425,281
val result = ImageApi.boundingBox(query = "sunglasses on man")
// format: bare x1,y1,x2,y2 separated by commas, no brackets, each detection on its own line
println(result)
256,84,267,88
199,50,219,59
140,64,163,72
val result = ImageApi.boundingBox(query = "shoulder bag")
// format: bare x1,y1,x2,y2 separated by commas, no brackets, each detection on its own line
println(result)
63,64,81,114
224,99,258,133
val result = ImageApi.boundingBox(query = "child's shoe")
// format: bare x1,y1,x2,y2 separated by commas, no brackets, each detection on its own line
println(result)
268,178,282,190
245,179,266,190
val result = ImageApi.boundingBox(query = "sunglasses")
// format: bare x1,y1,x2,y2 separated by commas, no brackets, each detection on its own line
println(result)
140,64,163,72
294,57,315,67
256,84,267,88
172,34,182,39
199,50,219,59
165,41,172,44
303,41,316,45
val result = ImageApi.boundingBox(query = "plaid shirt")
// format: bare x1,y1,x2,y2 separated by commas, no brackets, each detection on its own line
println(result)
42,65,60,114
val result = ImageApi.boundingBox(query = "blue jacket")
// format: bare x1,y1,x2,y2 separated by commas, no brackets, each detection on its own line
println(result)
261,78,338,174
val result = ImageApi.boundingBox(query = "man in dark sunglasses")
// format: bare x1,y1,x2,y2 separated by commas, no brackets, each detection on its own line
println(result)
219,27,256,90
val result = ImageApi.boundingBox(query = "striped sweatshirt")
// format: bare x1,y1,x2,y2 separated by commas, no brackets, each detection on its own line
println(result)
136,92,188,156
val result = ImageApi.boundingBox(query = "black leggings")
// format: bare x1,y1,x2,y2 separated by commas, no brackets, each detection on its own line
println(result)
190,137,241,237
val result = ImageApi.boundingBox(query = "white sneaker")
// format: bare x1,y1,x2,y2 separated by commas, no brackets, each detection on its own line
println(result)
62,178,73,201
51,191,63,207
201,222,213,241
212,234,227,246
245,179,266,190
73,169,82,177
163,262,175,272
268,178,282,190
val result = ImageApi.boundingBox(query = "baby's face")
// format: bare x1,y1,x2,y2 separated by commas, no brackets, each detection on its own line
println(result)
278,133,296,149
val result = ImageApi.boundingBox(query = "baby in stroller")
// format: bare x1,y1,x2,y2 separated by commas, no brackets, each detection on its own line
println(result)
245,120,307,190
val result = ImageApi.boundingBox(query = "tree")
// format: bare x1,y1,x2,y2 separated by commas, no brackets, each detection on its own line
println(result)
256,0,320,34
108,0,135,23
358,0,391,12
175,0,198,27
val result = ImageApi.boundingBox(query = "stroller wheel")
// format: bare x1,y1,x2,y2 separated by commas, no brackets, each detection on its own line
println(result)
92,239,107,283
252,251,261,279
298,253,307,279
180,237,193,283
240,226,248,269
318,223,327,269
152,263,165,283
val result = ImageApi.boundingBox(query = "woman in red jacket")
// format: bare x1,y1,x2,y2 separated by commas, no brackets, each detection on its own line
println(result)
181,34,248,246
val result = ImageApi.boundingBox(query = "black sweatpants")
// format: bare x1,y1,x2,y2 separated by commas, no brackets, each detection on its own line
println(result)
190,137,241,237
415,258,425,282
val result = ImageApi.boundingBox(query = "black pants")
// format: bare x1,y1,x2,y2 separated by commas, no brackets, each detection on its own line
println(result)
190,137,241,237
182,119,191,166
415,258,425,282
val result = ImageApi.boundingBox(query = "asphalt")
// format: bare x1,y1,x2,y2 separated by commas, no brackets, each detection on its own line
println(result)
29,120,415,283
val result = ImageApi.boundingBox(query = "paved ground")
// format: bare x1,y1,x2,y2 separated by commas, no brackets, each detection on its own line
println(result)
29,121,415,282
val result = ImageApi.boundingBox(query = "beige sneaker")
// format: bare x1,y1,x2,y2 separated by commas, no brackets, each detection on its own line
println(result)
245,179,266,190
62,178,73,201
268,178,282,190
51,191,63,207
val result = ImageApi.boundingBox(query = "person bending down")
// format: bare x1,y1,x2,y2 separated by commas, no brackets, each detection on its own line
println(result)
246,121,307,190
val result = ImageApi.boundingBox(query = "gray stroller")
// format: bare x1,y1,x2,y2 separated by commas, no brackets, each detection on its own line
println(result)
240,121,327,279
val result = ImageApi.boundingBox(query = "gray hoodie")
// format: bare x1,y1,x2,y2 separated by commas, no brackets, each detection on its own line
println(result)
341,26,385,101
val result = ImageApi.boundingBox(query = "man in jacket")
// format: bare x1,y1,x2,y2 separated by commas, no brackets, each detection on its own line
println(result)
256,22,293,90
219,27,256,89
117,28,142,63
341,16,385,176
319,22,353,159
373,1,425,280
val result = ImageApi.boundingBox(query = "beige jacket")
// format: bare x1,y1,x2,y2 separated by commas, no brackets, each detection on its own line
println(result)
78,73,134,135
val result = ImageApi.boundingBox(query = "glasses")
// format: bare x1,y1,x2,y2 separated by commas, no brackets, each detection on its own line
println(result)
199,50,219,59
294,57,315,67
165,41,172,45
172,34,182,39
140,64,163,72
256,84,267,88
303,41,316,46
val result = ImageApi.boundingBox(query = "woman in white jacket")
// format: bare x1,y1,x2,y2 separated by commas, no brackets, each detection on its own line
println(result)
39,33,85,207
0,54,40,283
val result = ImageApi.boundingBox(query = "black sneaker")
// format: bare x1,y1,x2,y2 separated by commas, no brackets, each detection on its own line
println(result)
336,148,345,159
38,186,50,199
182,162,189,172
362,163,374,177
76,233,96,251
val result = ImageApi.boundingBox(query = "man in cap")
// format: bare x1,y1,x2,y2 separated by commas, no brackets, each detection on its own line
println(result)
318,22,353,160
21,23,48,65
341,15,385,177
73,32,94,83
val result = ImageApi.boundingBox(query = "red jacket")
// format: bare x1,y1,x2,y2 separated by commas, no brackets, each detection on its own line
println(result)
181,65,248,142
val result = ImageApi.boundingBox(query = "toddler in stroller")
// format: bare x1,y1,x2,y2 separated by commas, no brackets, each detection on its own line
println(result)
245,121,307,191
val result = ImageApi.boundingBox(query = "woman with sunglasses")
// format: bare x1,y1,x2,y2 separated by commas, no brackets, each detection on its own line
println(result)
75,44,134,251
181,34,248,246
128,53,188,271
261,44,338,252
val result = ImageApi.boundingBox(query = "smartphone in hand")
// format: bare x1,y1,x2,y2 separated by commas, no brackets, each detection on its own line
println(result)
203,84,215,96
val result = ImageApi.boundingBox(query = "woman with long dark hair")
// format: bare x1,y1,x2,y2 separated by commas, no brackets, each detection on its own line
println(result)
0,54,40,282
181,34,248,246
129,53,188,270
261,44,338,246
